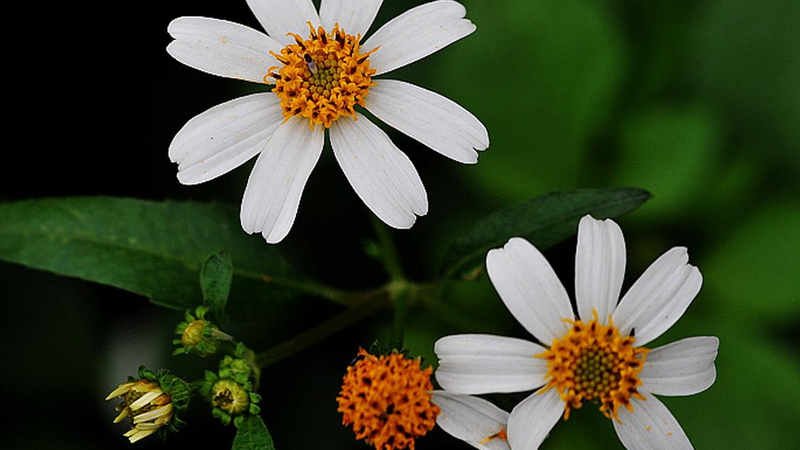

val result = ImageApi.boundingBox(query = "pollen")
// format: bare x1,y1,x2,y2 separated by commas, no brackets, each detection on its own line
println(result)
536,312,649,421
337,348,440,450
266,23,377,129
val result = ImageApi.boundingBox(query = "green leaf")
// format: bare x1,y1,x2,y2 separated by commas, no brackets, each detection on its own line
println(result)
201,250,233,321
0,197,315,311
232,415,276,450
439,188,651,279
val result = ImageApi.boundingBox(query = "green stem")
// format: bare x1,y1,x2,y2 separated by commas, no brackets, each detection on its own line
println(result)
255,289,392,368
260,274,352,306
388,283,413,350
420,291,493,333
370,216,405,281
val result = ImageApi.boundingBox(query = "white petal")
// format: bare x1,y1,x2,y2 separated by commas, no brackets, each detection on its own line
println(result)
640,336,719,397
169,93,284,185
363,0,476,76
432,391,510,450
133,404,173,424
507,389,564,450
167,17,283,83
319,0,383,38
240,118,324,243
105,382,135,400
486,238,574,345
366,80,488,164
245,0,320,44
575,215,626,324
127,428,158,443
129,391,162,411
434,334,548,395
612,247,703,346
329,117,428,229
613,393,694,450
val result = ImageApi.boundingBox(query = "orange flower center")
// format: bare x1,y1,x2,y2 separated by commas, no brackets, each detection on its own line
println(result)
537,312,648,421
266,23,377,129
337,348,440,450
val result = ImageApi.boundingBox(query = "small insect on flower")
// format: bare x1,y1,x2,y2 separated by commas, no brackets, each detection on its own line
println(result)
106,367,191,443
337,348,440,450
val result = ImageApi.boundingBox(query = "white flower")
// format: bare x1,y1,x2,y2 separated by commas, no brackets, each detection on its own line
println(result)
434,215,719,450
432,391,511,450
167,0,489,243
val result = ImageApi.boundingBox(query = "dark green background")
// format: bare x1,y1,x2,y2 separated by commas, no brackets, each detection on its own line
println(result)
3,0,798,449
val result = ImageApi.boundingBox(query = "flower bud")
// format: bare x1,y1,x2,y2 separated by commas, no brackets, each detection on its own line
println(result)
199,359,262,427
173,306,232,357
105,367,191,443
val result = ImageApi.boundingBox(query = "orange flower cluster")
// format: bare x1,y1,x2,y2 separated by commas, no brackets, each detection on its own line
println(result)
267,23,377,129
337,348,440,450
537,313,649,421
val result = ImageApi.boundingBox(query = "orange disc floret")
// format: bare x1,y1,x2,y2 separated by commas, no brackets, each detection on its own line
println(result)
266,23,377,129
536,312,649,421
337,348,440,450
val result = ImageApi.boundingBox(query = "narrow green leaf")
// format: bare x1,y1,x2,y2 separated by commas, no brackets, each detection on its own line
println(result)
232,415,276,450
0,197,315,311
201,250,233,320
440,188,652,279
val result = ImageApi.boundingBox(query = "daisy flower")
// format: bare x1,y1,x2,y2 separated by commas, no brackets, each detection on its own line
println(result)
431,391,510,450
167,0,489,243
434,215,719,449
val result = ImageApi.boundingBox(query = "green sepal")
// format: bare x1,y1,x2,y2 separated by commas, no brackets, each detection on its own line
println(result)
129,366,192,435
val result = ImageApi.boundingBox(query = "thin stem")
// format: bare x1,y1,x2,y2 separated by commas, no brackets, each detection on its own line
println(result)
255,289,392,368
420,292,494,333
259,274,352,306
388,283,414,350
370,216,405,281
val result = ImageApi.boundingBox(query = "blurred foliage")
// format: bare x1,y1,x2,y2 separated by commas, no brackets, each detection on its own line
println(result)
3,0,799,449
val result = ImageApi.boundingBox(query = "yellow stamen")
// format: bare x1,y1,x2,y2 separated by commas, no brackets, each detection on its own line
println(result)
337,348,440,450
266,22,377,130
536,311,648,421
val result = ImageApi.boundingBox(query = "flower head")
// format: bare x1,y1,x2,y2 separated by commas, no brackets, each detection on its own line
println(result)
105,367,191,443
198,356,262,426
167,0,489,243
173,306,233,357
434,215,720,449
337,348,440,450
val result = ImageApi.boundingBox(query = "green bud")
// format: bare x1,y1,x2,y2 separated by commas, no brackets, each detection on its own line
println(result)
173,306,233,357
